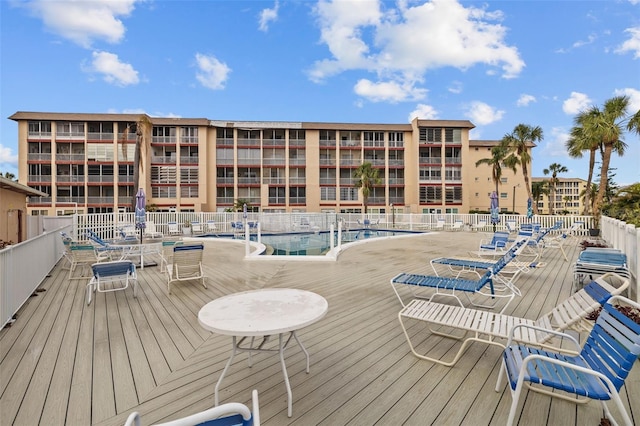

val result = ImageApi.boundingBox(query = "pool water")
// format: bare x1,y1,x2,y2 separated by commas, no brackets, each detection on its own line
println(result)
221,229,420,256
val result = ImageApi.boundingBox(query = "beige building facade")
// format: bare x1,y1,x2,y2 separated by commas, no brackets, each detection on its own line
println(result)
10,112,533,216
0,176,47,243
532,177,587,215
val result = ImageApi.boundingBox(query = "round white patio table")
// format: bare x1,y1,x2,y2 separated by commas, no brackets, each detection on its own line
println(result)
198,288,328,417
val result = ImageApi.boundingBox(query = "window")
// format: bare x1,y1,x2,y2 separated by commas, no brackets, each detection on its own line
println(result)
420,186,442,203
180,167,199,183
340,187,358,201
216,148,234,164
321,187,336,200
289,129,306,141
28,121,52,135
420,167,441,181
444,128,462,143
444,167,461,181
180,186,198,198
289,168,305,184
319,130,336,141
419,128,441,143
388,132,404,146
152,186,177,198
87,143,114,161
216,128,234,139
117,143,135,161
181,126,198,142
445,186,462,203
268,187,286,203
289,187,305,202
500,192,508,199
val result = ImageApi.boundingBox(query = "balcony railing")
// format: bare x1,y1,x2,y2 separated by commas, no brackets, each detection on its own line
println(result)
56,132,85,139
118,175,134,183
55,154,85,161
56,175,85,183
27,153,52,161
216,197,234,204
419,157,441,164
56,196,86,203
27,131,52,139
339,178,354,185
86,196,115,204
289,197,306,204
87,175,114,183
87,132,114,141
28,196,52,204
389,159,404,166
151,156,177,164
389,196,404,204
319,140,336,147
238,177,260,185
289,178,306,185
263,177,285,185
268,198,286,204
216,138,234,146
389,141,404,148
262,139,286,147
319,158,336,166
180,136,198,144
180,156,199,164
28,175,52,182
237,158,261,166
444,157,462,164
363,159,385,166
289,158,305,166
319,178,336,185
263,157,286,166
388,178,404,185
151,136,176,144
339,158,360,166
236,139,260,147
289,138,306,147
216,177,234,184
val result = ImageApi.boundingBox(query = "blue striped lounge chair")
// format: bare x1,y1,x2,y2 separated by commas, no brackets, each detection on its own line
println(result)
87,260,137,305
166,243,206,294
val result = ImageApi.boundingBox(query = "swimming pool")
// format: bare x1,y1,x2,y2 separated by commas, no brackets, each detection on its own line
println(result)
206,229,423,256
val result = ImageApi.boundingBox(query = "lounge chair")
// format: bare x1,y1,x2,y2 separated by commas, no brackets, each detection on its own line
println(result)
391,239,526,313
471,219,487,232
573,247,631,289
160,240,184,273
505,220,517,234
143,221,163,238
451,220,464,231
191,220,203,235
167,221,181,236
432,218,446,231
86,260,137,305
205,220,217,233
124,389,259,426
231,221,245,234
471,231,511,256
166,243,206,294
68,244,111,279
397,273,629,367
496,294,639,426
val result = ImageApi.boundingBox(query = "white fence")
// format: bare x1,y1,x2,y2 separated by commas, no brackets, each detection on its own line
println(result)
0,224,72,328
601,216,639,300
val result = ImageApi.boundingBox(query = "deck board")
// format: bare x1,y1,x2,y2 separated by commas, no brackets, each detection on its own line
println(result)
1,231,638,426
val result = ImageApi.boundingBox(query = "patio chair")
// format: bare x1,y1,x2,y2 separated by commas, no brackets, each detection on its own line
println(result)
451,219,464,231
160,240,184,273
68,244,110,279
166,243,206,294
231,221,245,234
471,219,487,232
205,220,217,233
433,218,446,231
86,260,137,305
191,220,203,235
144,221,163,238
505,220,517,233
60,231,78,270
397,273,629,367
573,247,631,289
124,389,259,426
391,239,526,313
471,231,510,256
495,295,640,426
167,221,181,236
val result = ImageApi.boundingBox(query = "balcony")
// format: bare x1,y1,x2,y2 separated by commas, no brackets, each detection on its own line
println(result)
87,132,114,141
236,138,260,147
237,177,260,185
237,158,261,166
216,138,234,146
28,175,52,182
55,131,85,139
27,131,52,139
363,141,385,148
319,158,336,166
339,158,360,166
28,196,52,204
289,197,306,204
289,178,306,185
444,157,462,164
289,158,305,166
86,196,115,204
216,177,234,184
216,197,234,204
118,175,134,183
340,140,361,148
339,178,354,185
180,136,198,144
151,136,176,144
289,138,306,147
27,153,52,161
419,157,441,164
368,197,386,204
55,154,85,162
180,156,199,164
389,196,404,204
151,156,177,164
87,175,114,183
363,158,385,166
263,157,286,166
388,178,405,185
388,159,404,166
56,175,85,183
319,178,337,185
263,177,285,185
319,139,336,147
262,139,286,147
56,196,85,203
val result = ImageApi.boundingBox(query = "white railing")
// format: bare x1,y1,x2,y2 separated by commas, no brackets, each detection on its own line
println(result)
0,225,71,328
601,216,638,300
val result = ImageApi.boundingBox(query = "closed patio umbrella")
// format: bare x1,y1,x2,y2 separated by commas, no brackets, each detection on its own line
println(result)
135,188,146,241
527,197,533,220
490,191,500,232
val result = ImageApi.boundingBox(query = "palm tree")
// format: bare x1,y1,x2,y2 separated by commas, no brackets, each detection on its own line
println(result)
120,114,152,210
475,144,514,196
501,124,544,214
566,107,601,214
353,162,381,214
531,180,548,211
542,162,568,215
580,183,598,214
563,195,572,214
580,96,631,222
2,171,16,181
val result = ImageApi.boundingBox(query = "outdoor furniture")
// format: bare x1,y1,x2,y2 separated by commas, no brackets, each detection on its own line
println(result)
451,219,464,231
391,239,526,313
397,273,629,367
160,240,183,273
191,221,203,235
505,220,517,234
231,221,245,234
495,295,640,426
167,222,181,236
86,260,137,306
124,389,260,426
573,247,630,289
198,288,328,417
472,231,510,256
166,243,206,294
205,220,217,233
68,244,110,280
432,218,446,231
471,220,487,232
143,221,163,238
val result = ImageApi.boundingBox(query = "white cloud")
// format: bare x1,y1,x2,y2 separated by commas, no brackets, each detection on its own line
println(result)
613,87,640,113
354,79,427,102
448,81,463,94
85,51,140,86
562,92,592,115
516,94,536,107
463,101,504,125
541,127,570,158
409,104,439,121
259,1,279,32
195,53,231,90
22,0,138,48
615,27,640,59
309,0,524,103
0,144,19,169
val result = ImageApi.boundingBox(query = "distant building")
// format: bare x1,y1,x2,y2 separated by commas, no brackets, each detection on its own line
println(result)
0,176,47,243
10,111,534,215
531,177,587,215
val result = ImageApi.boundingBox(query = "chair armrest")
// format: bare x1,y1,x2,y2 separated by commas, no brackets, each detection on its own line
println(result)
506,323,580,349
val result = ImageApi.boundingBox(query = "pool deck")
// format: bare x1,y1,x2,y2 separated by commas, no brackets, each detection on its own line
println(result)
1,231,638,425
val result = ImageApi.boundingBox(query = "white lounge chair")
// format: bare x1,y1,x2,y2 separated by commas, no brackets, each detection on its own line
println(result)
166,243,206,294
191,221,203,235
144,221,163,238
397,273,629,367
125,389,260,426
451,219,464,231
167,221,181,236
86,260,137,305
471,219,487,232
205,220,217,233
68,244,110,280
160,240,183,273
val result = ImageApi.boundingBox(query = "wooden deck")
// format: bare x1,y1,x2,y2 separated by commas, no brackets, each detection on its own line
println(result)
1,231,638,426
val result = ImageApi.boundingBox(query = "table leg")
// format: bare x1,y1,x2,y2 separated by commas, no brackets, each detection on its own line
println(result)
215,336,238,406
279,333,293,417
292,331,310,373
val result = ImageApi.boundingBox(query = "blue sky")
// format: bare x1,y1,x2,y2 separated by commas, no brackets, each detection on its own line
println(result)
1,0,639,185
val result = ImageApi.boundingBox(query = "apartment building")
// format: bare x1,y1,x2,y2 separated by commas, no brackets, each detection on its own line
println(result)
531,177,587,215
10,112,532,215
